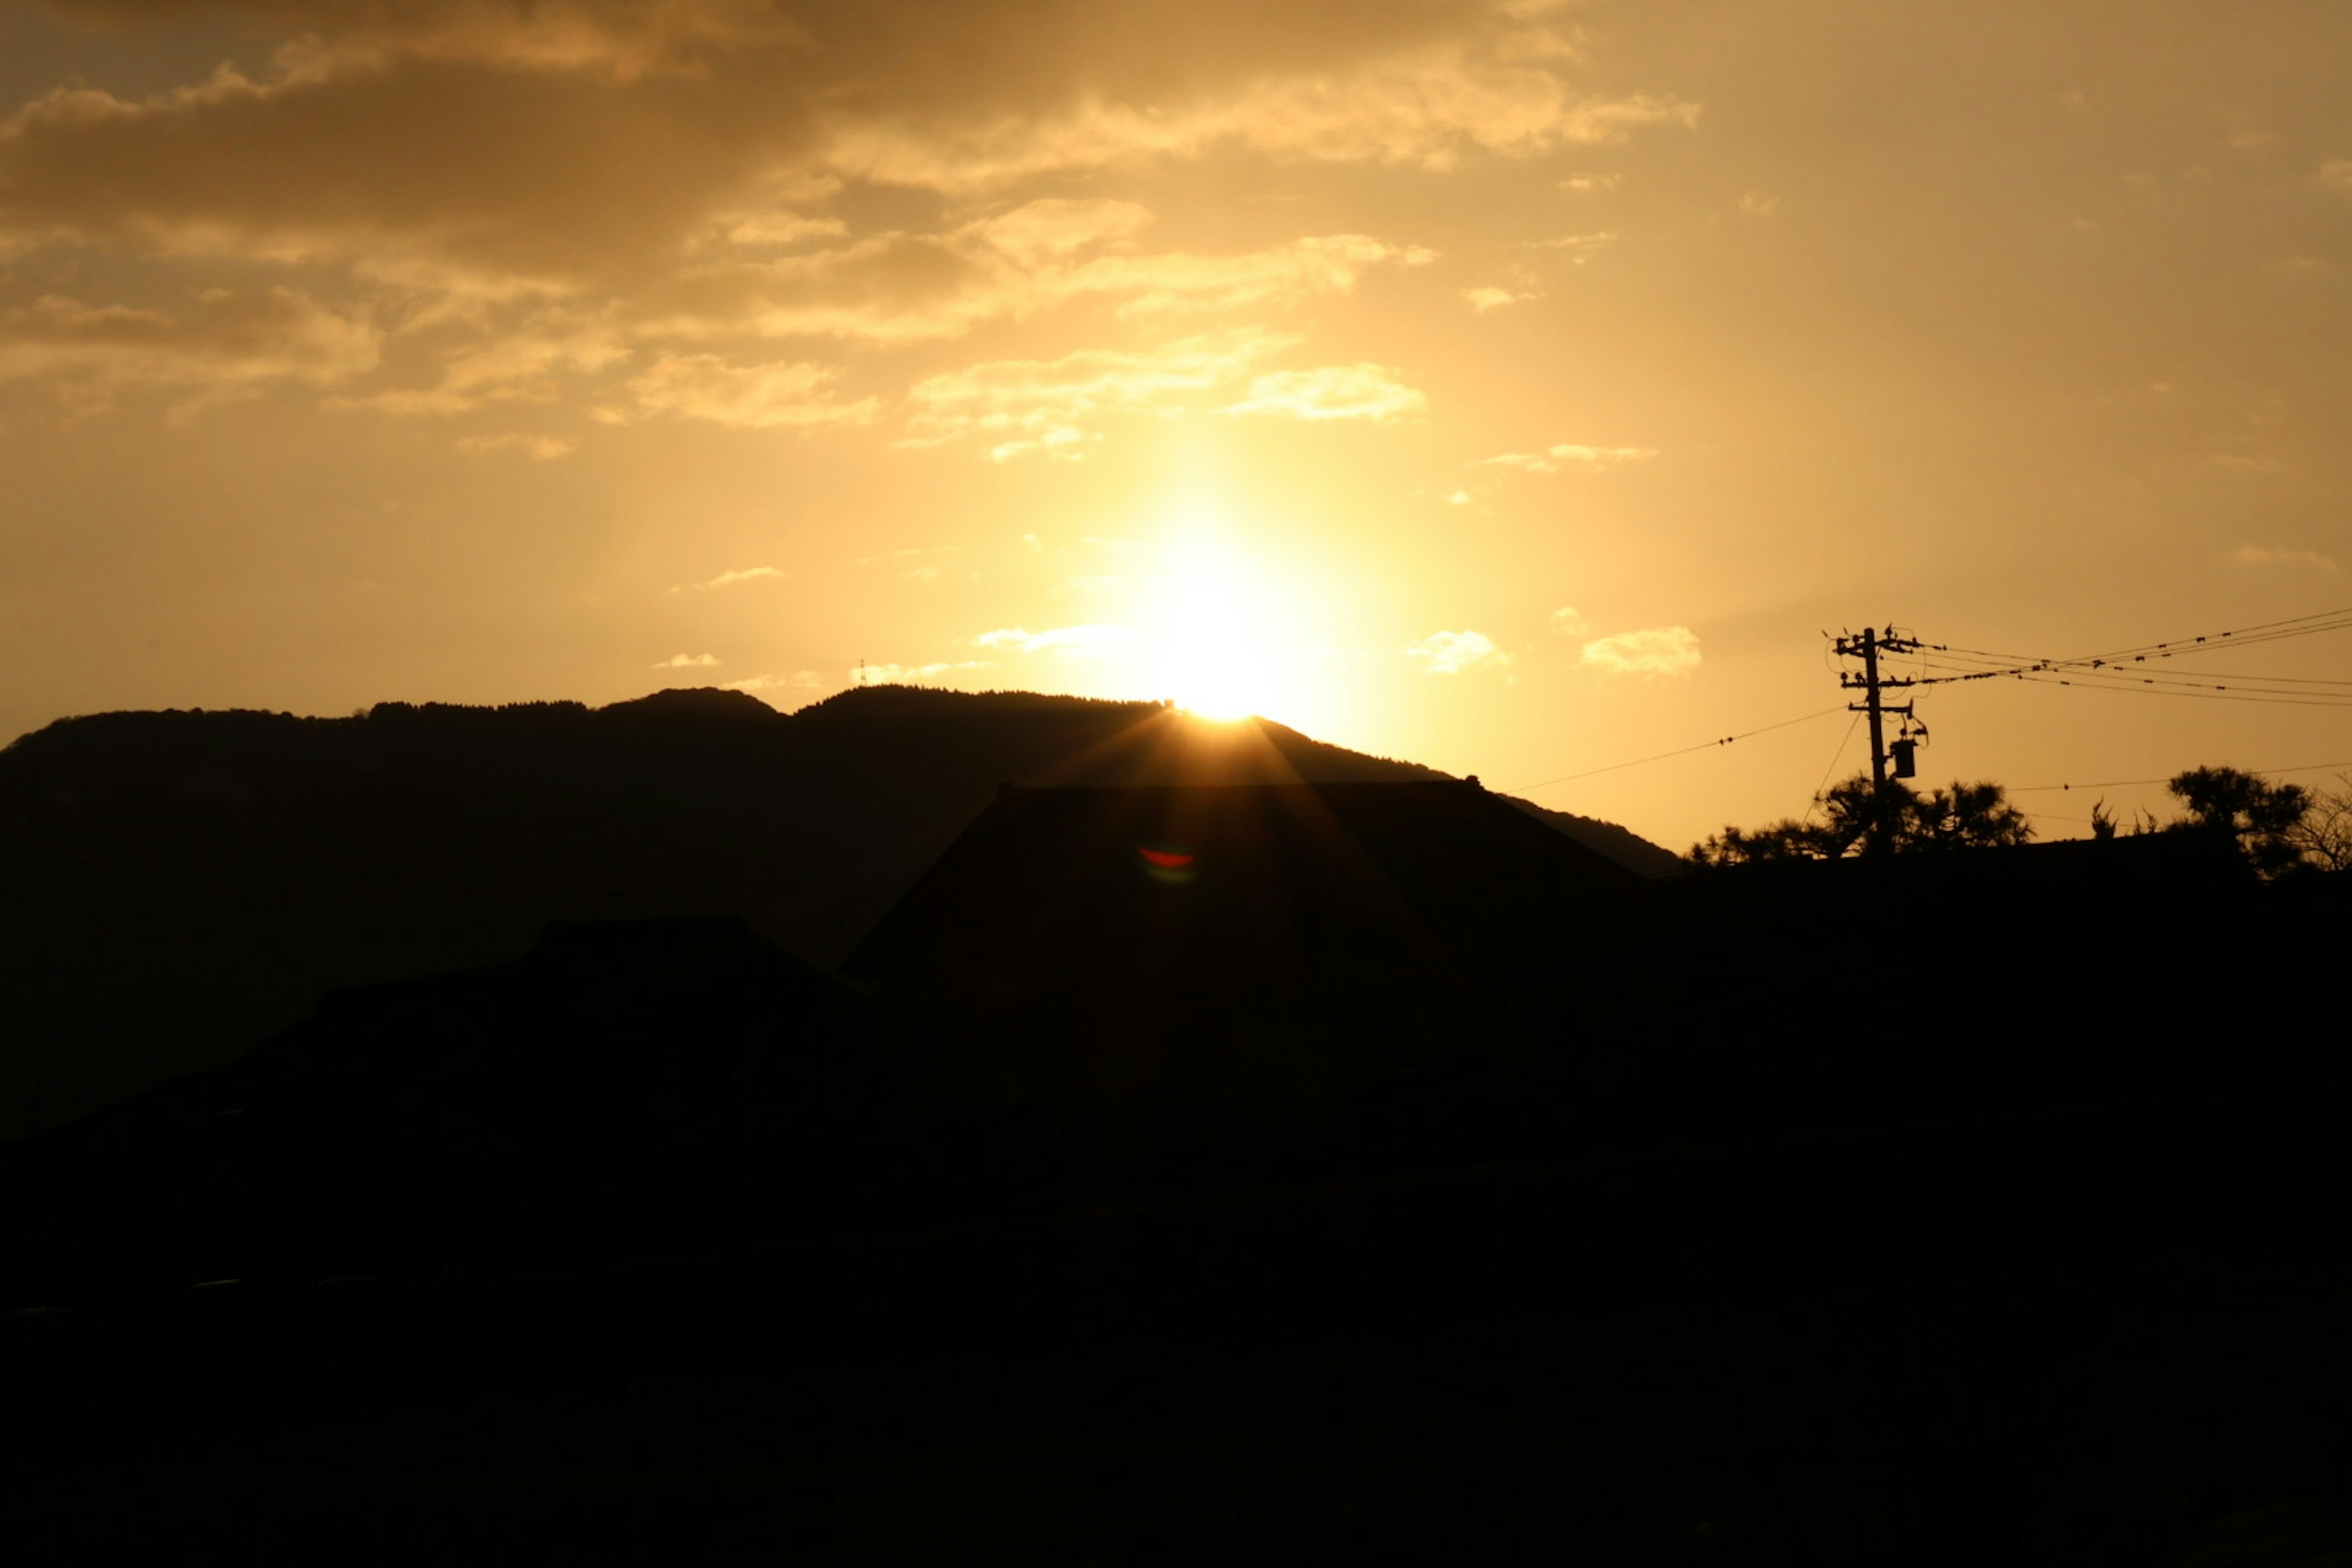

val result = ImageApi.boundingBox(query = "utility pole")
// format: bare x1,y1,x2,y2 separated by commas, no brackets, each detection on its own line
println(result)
1834,625,1921,851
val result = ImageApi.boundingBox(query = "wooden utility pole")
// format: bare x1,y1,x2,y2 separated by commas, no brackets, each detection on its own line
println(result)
1835,625,1921,850
1835,625,1921,786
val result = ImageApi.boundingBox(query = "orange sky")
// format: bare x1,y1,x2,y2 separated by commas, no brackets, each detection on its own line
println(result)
4,0,2350,853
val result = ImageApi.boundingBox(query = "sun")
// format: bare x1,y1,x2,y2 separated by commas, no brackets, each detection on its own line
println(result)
1141,514,1322,725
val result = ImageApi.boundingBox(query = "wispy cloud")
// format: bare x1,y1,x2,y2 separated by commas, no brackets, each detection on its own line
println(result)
1478,443,1656,473
1526,231,1618,263
1580,625,1700,676
901,330,1292,452
724,671,826,695
1463,285,1539,312
698,566,786,590
625,355,878,429
1221,363,1427,421
1547,606,1588,637
971,624,1134,656
652,652,720,669
1405,628,1509,674
456,432,573,459
2233,545,2339,574
858,660,993,684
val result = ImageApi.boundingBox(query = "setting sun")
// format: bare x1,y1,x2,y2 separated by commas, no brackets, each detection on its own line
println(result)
1140,518,1321,726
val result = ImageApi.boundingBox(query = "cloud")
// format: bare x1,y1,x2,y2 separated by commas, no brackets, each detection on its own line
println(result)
624,354,878,428
1558,172,1619,194
1547,606,1588,636
1477,442,1656,473
1737,191,1781,217
347,314,630,416
0,4,1695,271
725,669,826,695
652,652,721,669
2318,161,2352,194
0,288,379,409
455,431,573,458
1463,285,1538,312
642,224,1431,347
961,198,1157,265
1221,363,1426,421
858,660,992,685
1580,625,1700,676
971,624,1134,657
0,4,1698,426
1405,628,1509,674
828,46,1699,194
2232,545,2339,574
902,330,1292,450
989,427,1091,463
693,565,786,589
1526,230,1618,262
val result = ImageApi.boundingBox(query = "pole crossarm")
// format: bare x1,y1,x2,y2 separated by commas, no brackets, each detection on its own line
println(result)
1830,625,1928,846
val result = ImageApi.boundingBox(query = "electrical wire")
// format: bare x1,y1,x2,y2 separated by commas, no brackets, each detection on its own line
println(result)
1513,706,1847,793
2008,760,2352,793
1801,714,1864,821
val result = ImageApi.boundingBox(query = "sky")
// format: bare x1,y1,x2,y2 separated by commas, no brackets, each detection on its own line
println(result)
3,0,2350,854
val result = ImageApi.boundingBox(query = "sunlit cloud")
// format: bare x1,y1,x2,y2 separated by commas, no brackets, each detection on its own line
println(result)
1580,626,1700,676
694,566,787,589
2232,545,2339,574
860,660,993,685
1737,191,1781,217
652,652,720,669
352,318,630,417
1526,231,1618,263
0,288,379,410
901,330,1293,451
1548,606,1589,637
829,56,1699,193
1463,285,1540,312
1406,628,1509,674
2318,161,2352,194
971,625,1134,657
1478,442,1656,473
1221,363,1427,421
644,224,1430,347
1558,172,1620,194
455,432,573,459
625,354,878,428
989,428,1091,464
724,670,826,695
856,546,960,568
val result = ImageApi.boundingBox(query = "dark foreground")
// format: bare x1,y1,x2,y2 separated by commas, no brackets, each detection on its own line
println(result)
6,827,2350,1563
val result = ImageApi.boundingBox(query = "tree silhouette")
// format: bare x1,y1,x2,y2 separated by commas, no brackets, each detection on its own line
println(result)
2165,765,2311,876
2283,772,2352,873
1691,775,2032,867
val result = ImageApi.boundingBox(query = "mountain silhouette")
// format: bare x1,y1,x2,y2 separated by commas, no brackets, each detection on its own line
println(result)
0,685,1676,1140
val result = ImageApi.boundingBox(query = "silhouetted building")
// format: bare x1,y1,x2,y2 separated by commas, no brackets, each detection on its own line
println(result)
846,780,1644,1020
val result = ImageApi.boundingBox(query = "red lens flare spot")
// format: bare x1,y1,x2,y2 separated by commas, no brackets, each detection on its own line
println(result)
1138,846,1196,870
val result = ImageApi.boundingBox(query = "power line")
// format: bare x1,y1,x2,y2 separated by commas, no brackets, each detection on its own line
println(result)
1929,603,2352,672
1513,706,1846,793
1801,714,1864,821
2009,760,2352,794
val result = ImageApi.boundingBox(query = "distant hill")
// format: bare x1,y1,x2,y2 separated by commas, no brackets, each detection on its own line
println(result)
0,685,1679,1140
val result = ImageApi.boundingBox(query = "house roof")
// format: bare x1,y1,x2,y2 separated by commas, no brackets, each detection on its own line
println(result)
843,780,1643,1012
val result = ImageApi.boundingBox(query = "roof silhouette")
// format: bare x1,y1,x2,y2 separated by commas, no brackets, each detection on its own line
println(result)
846,778,1644,1016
